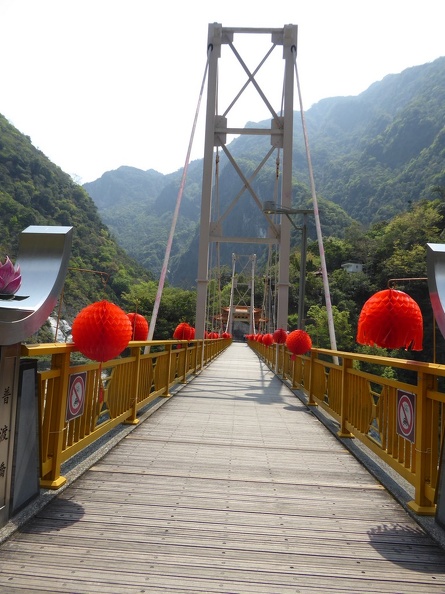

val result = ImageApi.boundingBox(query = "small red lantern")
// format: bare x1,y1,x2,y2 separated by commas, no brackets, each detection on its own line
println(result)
357,288,423,350
72,300,132,362
286,329,312,360
127,313,149,341
173,322,193,340
273,328,288,344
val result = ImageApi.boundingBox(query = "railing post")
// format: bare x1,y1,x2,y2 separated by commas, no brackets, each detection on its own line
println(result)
124,346,141,425
338,355,354,438
408,370,436,514
192,340,199,374
162,343,173,397
181,342,188,383
307,350,317,407
291,355,298,389
203,340,207,365
40,350,71,489
197,340,203,372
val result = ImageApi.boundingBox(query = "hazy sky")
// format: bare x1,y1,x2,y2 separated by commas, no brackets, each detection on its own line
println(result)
1,0,443,183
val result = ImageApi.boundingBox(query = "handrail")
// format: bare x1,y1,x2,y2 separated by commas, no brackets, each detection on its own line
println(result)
249,339,445,515
21,338,231,489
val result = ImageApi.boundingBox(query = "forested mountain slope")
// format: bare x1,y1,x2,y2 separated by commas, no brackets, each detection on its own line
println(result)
0,114,151,323
84,57,445,287
1,56,445,358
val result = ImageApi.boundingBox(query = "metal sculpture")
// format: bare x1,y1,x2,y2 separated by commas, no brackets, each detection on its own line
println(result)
0,225,73,345
0,225,72,528
427,243,445,339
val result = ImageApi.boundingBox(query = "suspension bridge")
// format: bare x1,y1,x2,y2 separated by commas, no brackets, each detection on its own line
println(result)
2,343,445,592
1,23,445,593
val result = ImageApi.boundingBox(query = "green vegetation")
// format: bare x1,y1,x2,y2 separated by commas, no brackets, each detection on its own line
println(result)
121,281,196,340
85,57,445,290
0,114,152,333
1,56,445,357
298,199,445,364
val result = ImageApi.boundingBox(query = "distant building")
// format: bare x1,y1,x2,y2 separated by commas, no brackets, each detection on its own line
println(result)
341,262,363,273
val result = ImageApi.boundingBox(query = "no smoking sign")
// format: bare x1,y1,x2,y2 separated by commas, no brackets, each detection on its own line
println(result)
396,389,416,443
67,372,86,421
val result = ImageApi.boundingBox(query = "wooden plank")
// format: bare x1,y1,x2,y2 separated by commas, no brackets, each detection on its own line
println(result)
1,343,445,594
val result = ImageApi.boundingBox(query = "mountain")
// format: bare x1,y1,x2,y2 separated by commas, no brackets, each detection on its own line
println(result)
84,57,445,287
297,57,445,222
0,113,152,329
84,163,203,276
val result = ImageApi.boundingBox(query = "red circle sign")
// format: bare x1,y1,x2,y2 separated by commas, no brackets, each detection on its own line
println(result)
398,394,414,437
68,375,85,417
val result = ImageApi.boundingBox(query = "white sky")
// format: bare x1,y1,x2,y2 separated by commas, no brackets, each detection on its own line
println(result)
0,0,443,183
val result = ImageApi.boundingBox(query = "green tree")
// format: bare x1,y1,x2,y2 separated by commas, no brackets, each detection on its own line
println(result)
122,281,197,339
304,304,354,351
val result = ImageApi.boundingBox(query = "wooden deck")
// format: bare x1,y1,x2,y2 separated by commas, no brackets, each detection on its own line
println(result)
1,342,445,593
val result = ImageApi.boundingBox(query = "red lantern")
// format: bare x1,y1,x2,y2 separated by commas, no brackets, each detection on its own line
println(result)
273,328,288,344
72,300,132,362
286,329,312,360
173,322,192,340
357,288,423,350
262,333,274,346
127,313,149,341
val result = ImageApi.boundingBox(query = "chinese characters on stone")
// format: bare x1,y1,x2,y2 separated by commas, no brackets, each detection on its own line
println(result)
0,385,11,479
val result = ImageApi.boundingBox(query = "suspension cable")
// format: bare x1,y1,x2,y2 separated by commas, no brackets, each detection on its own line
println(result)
261,150,281,333
207,236,215,334
214,152,222,334
225,254,237,334
293,48,338,354
146,48,211,344
205,151,221,335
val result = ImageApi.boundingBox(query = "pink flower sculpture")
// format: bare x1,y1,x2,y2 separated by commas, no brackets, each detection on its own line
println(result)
0,256,21,295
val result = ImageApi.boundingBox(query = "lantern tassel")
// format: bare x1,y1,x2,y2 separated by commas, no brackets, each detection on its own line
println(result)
98,362,104,404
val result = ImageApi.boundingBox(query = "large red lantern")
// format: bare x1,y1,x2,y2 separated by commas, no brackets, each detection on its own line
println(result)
273,328,288,344
286,329,312,360
357,289,423,350
72,300,132,362
127,313,149,341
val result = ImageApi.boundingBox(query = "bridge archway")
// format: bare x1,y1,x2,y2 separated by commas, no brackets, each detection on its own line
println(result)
195,24,297,338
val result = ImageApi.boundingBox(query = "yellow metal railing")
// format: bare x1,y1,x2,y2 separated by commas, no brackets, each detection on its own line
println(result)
250,339,445,516
21,338,231,490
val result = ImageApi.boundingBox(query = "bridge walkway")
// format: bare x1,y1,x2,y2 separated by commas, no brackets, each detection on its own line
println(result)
1,342,445,593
